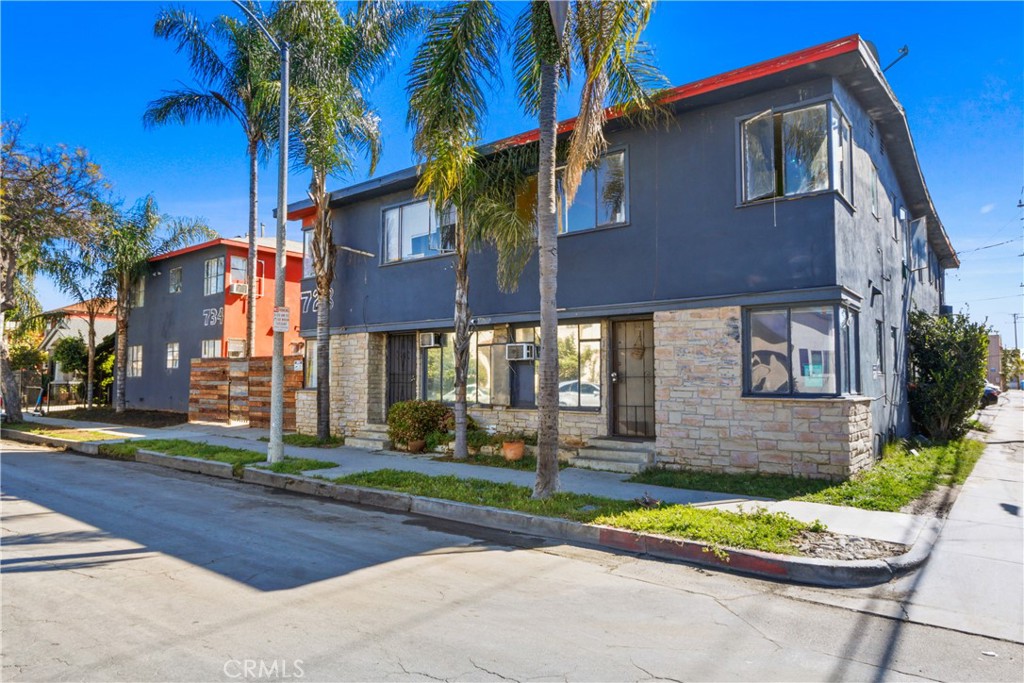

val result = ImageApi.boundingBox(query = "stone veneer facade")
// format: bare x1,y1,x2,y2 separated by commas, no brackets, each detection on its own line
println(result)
296,332,386,437
654,307,873,480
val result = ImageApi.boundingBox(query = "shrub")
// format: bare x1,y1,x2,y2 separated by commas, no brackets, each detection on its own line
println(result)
907,311,988,441
466,429,494,450
387,400,453,445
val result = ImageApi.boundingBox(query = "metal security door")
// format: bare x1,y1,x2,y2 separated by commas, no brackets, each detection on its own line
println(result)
386,334,417,408
611,320,655,438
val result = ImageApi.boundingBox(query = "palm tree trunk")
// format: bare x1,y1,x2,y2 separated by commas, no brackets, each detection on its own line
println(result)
534,60,560,499
0,308,23,422
316,289,330,440
246,139,258,358
86,310,96,408
453,219,470,460
114,298,128,414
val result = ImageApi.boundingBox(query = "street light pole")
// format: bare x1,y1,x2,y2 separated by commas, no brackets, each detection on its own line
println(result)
233,1,288,462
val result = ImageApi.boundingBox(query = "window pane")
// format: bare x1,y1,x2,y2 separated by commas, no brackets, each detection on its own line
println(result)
597,152,626,225
169,268,182,293
466,333,478,404
782,104,828,195
402,201,431,258
230,256,246,283
434,204,456,253
749,310,789,393
477,337,491,405
425,347,441,400
383,209,400,263
579,322,601,340
441,334,455,399
557,325,581,407
579,340,601,408
304,342,317,388
565,169,596,233
303,230,314,277
743,111,775,201
792,306,836,394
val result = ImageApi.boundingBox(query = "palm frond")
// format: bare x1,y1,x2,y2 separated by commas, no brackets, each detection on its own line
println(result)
143,89,239,129
153,7,229,88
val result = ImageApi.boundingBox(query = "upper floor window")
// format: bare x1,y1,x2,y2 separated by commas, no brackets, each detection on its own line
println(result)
169,267,182,294
302,229,314,279
383,200,455,263
833,114,853,202
229,256,246,285
746,304,858,397
131,277,145,308
742,103,829,203
127,345,143,378
166,342,179,369
204,256,224,296
870,165,880,218
560,150,627,233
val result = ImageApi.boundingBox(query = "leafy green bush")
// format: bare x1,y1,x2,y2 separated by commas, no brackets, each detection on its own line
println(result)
907,311,988,441
387,400,453,445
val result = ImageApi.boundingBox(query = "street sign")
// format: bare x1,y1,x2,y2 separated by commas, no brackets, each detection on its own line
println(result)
273,307,291,333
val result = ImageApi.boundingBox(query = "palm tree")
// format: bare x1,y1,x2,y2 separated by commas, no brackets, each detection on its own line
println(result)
99,196,212,413
512,1,666,498
144,3,278,358
406,1,503,459
276,0,417,441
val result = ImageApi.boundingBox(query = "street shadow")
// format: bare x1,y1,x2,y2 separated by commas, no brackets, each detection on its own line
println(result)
1,451,523,593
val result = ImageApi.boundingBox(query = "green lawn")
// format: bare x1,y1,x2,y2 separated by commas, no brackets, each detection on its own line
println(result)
629,439,985,513
258,457,339,474
332,469,819,555
2,423,120,443
258,434,345,448
432,452,569,471
98,439,266,470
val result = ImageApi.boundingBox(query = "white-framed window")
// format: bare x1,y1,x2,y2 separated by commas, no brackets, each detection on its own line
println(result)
302,229,314,279
204,256,225,296
741,103,830,203
127,345,143,378
304,342,317,388
870,165,880,218
559,150,628,233
169,267,182,294
383,200,456,263
201,339,221,359
745,304,859,397
226,338,245,358
892,199,901,241
166,342,179,369
229,255,246,286
131,277,145,308
832,112,853,202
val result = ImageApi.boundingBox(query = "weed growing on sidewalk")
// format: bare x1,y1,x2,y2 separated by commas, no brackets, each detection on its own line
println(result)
332,469,821,554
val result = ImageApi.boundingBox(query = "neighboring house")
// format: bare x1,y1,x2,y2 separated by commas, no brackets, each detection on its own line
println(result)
286,35,956,480
987,334,1002,387
39,299,116,384
122,237,304,412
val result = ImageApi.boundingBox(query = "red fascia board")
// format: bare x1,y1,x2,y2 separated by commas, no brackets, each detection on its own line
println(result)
149,238,302,263
285,34,862,219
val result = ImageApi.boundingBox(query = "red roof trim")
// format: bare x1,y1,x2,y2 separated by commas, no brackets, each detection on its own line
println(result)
286,34,862,219
149,238,302,263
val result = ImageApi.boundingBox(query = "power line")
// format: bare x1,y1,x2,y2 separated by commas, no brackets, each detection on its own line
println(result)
957,238,1018,255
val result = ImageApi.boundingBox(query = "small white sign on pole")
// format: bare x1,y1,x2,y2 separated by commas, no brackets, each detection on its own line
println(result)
273,307,291,333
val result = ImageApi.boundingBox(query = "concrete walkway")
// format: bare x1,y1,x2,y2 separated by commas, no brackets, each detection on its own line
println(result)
12,411,932,548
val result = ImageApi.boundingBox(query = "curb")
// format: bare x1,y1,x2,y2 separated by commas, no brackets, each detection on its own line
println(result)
3,430,936,588
1,428,101,455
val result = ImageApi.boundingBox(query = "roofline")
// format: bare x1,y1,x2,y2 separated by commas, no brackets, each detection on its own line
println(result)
286,35,863,220
149,238,303,264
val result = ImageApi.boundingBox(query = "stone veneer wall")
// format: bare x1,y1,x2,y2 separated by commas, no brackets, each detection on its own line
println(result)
296,332,384,437
654,307,873,480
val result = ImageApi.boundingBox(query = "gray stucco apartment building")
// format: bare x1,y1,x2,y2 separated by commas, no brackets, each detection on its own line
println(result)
286,35,956,480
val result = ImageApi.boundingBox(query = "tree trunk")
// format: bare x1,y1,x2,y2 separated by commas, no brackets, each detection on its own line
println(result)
452,218,470,460
246,139,258,358
316,289,330,441
114,292,128,414
0,308,23,421
86,310,96,408
534,60,561,499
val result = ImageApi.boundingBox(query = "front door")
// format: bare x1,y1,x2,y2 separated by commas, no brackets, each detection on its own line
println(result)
386,334,417,409
611,319,655,438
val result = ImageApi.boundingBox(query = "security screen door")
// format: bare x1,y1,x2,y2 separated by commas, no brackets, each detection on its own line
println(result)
611,320,655,438
386,334,417,409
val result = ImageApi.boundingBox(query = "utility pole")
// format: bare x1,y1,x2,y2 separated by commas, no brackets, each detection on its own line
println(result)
233,0,288,463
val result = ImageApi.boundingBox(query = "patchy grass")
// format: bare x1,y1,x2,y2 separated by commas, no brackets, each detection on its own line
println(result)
50,407,187,428
2,423,121,443
258,457,339,475
432,453,569,471
105,439,266,468
97,442,140,460
258,434,345,448
331,469,819,554
629,469,834,500
795,439,985,511
966,419,991,434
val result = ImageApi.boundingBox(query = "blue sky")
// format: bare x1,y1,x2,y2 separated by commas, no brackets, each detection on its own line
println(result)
2,1,1021,344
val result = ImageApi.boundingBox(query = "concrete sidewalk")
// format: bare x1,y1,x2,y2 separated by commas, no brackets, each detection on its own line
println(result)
13,411,930,548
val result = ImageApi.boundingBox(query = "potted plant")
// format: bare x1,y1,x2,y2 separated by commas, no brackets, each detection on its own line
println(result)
387,400,452,453
500,431,526,461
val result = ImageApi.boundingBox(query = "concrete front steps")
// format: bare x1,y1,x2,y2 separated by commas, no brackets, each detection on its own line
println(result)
345,423,392,451
571,438,655,474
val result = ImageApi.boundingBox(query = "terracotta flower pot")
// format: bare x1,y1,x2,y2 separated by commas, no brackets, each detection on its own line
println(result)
502,440,525,461
407,439,426,454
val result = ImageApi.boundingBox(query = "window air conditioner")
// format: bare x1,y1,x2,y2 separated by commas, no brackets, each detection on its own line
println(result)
229,282,248,295
505,343,537,361
418,332,440,348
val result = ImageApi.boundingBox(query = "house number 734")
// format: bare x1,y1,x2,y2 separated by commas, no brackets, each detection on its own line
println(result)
203,307,224,326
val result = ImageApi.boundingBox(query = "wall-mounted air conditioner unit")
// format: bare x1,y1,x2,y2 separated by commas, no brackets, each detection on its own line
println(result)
505,342,537,361
229,282,248,295
418,332,440,348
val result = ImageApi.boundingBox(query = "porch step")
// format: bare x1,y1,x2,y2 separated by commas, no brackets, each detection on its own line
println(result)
571,439,655,474
346,423,392,451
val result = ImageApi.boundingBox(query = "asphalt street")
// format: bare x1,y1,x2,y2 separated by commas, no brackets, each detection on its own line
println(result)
1,442,1022,682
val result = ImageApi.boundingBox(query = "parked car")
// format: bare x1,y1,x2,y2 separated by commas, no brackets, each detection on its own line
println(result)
559,380,601,408
441,384,476,403
980,383,1001,408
